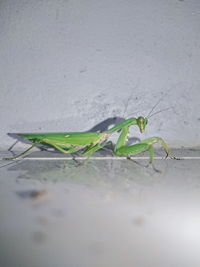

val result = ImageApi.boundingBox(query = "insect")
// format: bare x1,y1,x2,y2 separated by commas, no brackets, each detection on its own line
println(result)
4,100,179,170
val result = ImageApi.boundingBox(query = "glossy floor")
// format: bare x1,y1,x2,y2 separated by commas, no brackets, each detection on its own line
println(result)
0,149,200,267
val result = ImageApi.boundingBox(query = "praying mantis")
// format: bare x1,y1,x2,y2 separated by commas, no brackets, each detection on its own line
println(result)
4,99,179,170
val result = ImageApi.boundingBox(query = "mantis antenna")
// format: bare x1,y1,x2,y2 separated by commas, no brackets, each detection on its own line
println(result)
146,97,164,118
146,88,175,118
127,90,171,118
147,107,173,118
122,82,140,117
127,102,173,119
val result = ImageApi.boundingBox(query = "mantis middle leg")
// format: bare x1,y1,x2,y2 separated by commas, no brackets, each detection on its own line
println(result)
82,141,113,156
114,126,178,165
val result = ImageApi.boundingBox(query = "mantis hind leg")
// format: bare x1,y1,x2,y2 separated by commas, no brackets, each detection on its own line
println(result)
4,143,38,160
40,141,85,165
42,141,81,154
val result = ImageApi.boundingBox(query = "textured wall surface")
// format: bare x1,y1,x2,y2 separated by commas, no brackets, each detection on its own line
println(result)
0,0,200,149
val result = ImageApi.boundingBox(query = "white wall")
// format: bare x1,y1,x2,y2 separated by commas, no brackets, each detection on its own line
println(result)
0,0,200,149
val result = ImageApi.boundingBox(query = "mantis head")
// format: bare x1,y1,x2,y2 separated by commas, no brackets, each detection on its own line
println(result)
128,96,172,133
137,117,148,133
136,96,172,133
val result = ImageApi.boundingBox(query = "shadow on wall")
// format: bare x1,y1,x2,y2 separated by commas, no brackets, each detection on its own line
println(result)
88,116,140,145
88,116,125,132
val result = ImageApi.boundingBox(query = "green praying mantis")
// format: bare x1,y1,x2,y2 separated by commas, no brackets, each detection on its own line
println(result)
4,100,179,170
